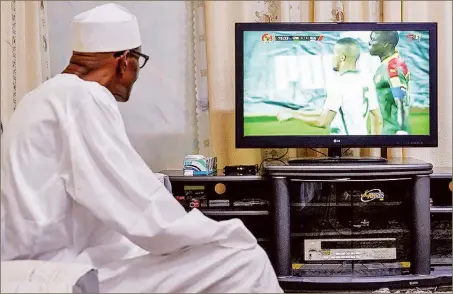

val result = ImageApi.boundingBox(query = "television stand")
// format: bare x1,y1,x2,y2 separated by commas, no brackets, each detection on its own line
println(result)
288,148,387,164
264,158,449,291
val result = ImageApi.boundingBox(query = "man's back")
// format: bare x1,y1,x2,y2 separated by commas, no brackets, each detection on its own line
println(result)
1,73,282,293
1,74,142,265
325,71,378,135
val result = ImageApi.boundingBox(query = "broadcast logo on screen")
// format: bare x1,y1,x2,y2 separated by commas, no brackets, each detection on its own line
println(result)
407,33,422,41
261,33,273,43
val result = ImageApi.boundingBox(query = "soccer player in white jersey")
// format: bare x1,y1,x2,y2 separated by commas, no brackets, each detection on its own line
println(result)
278,37,383,135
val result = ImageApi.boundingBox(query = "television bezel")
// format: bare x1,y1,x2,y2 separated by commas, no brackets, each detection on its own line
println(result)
235,22,438,149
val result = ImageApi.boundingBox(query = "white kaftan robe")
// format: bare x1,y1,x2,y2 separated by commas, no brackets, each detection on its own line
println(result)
1,74,282,293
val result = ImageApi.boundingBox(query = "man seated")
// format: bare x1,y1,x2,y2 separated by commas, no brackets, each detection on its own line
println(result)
0,3,282,293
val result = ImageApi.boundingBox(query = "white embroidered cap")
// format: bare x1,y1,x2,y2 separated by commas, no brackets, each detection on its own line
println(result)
71,3,141,53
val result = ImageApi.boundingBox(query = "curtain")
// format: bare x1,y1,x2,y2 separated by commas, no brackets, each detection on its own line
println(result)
195,0,452,169
192,1,212,156
1,1,51,132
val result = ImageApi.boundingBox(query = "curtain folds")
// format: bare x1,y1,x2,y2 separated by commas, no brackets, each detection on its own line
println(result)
192,1,212,156
1,1,50,131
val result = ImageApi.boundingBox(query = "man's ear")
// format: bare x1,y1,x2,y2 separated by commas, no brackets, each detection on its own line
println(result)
117,50,129,75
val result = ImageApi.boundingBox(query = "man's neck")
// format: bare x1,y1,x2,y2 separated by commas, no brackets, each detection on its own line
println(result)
62,64,89,78
339,64,357,75
380,50,397,62
63,64,112,87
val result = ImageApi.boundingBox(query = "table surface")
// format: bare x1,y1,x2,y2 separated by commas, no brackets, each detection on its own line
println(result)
160,159,451,180
159,169,264,182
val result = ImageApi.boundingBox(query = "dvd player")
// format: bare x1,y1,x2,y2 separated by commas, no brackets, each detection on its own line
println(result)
304,238,397,261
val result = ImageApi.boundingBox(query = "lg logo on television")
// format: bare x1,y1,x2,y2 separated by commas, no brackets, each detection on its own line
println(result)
333,139,341,143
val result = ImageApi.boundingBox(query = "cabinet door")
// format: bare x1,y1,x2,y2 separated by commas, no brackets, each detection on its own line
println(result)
348,178,413,276
430,176,452,266
290,178,413,277
431,213,452,265
290,180,354,276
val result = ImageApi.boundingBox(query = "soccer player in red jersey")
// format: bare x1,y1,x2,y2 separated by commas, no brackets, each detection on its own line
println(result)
369,31,411,135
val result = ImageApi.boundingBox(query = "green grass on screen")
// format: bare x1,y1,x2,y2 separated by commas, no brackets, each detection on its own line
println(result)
244,107,429,136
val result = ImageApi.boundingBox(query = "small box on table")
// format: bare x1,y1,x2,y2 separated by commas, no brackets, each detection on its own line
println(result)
183,155,217,176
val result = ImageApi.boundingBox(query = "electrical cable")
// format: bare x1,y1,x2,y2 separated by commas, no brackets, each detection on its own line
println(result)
308,148,327,157
258,148,289,175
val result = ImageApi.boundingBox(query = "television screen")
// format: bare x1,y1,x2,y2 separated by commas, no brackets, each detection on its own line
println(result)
236,23,438,148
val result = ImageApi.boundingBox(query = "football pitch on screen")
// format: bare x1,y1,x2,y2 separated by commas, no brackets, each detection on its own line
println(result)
244,107,429,136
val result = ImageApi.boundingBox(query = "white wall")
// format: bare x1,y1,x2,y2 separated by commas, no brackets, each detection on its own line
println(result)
46,1,197,172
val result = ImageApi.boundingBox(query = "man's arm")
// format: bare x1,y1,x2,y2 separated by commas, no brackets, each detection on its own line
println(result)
289,109,337,128
293,108,322,117
276,108,321,122
387,61,410,133
370,108,383,135
367,81,383,135
65,92,256,255
278,85,341,128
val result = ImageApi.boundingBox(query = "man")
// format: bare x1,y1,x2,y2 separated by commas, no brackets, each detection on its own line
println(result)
369,31,411,135
0,4,282,293
278,37,382,135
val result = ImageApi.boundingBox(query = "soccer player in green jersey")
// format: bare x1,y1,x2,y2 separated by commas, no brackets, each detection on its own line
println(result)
369,31,411,135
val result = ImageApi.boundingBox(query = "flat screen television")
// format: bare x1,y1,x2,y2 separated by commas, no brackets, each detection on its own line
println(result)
235,22,438,162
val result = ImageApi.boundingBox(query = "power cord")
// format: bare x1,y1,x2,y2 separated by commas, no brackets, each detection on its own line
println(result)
258,148,289,175
342,148,351,155
308,148,327,157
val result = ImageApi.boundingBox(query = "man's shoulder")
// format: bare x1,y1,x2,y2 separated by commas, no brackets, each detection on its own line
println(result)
387,56,409,77
387,56,408,68
34,74,91,99
41,74,115,108
341,72,372,87
360,73,376,87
